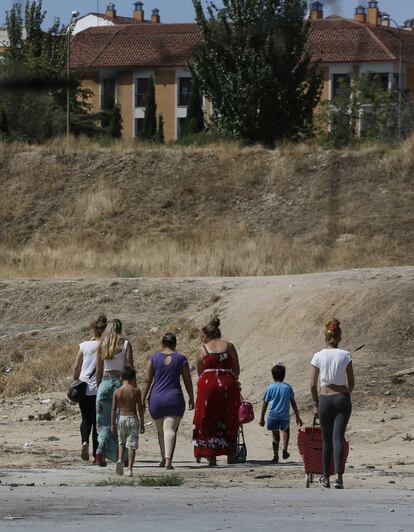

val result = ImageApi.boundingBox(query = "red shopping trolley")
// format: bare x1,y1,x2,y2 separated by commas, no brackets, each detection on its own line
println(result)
297,418,349,488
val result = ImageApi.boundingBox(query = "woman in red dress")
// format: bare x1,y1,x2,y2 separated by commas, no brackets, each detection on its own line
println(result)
193,318,241,466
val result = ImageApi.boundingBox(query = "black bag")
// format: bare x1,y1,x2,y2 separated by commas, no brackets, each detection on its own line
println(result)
67,367,96,403
67,380,88,403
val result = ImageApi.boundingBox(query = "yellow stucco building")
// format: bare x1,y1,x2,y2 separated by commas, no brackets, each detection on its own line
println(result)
71,1,414,141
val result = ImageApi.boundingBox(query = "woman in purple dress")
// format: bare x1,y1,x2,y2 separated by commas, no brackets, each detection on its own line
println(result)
142,333,194,470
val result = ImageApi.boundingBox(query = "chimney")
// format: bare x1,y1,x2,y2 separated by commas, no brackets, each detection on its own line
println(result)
380,13,391,27
310,1,323,21
354,6,367,24
367,1,379,26
151,8,161,24
105,2,116,19
403,19,414,31
133,1,145,22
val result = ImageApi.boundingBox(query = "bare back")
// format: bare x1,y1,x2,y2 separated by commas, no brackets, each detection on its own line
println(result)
197,339,240,378
115,383,140,416
202,339,229,356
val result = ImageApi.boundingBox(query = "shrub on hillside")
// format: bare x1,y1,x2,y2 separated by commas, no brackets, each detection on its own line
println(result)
317,74,414,147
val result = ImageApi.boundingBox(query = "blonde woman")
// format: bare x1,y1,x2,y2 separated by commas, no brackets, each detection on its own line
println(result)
95,319,134,466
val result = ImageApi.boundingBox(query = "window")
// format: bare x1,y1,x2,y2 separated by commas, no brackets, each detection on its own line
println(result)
135,118,144,137
392,73,400,89
101,78,116,109
391,73,405,92
365,72,389,91
332,74,351,99
136,78,149,108
178,77,192,107
177,117,186,139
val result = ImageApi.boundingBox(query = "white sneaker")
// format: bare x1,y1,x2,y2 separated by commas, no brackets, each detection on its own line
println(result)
124,469,133,478
116,460,124,476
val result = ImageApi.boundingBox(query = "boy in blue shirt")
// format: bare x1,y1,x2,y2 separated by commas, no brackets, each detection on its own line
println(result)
259,363,303,463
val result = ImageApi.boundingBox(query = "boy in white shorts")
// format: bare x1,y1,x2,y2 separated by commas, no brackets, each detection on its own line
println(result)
111,366,145,477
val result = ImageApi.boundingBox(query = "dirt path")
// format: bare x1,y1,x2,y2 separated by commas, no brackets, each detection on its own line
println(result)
1,267,413,489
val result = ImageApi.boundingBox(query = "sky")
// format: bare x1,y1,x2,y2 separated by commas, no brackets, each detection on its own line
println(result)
0,0,412,27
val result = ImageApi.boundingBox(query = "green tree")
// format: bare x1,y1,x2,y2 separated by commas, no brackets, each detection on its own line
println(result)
181,79,204,137
4,1,67,74
1,1,100,141
109,104,123,139
156,114,165,143
0,108,10,139
191,0,322,146
142,76,157,140
320,74,414,147
4,2,24,62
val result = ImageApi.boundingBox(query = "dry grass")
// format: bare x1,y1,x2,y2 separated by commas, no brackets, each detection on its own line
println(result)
0,137,413,278
0,339,74,396
0,313,202,396
0,229,407,279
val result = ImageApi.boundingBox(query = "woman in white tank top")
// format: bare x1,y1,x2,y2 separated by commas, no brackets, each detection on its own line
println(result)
95,319,135,466
72,314,108,463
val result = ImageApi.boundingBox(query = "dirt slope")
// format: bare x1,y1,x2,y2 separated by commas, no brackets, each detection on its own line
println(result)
1,267,413,404
0,268,413,488
0,140,413,276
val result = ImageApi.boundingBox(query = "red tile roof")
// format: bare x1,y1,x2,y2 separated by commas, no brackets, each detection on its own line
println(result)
71,23,200,69
71,17,414,70
309,18,414,64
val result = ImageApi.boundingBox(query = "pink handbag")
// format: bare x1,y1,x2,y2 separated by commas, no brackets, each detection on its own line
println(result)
239,399,254,424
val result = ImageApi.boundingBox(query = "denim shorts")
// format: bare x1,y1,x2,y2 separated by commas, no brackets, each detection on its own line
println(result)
267,418,290,431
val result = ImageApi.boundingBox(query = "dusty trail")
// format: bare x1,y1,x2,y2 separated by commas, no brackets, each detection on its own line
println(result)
0,267,413,491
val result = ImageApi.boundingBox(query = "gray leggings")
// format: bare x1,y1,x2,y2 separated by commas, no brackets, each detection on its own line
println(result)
319,393,352,476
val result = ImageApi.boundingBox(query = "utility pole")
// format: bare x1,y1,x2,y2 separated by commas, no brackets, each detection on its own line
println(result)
382,14,403,141
67,11,80,142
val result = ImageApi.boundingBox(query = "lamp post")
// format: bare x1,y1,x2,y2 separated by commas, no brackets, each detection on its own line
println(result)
67,11,80,141
381,13,403,141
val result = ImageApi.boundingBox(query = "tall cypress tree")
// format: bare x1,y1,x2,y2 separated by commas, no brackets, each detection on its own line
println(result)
156,114,165,144
182,79,204,137
5,3,24,62
109,104,123,138
142,76,157,140
0,108,10,139
191,0,322,145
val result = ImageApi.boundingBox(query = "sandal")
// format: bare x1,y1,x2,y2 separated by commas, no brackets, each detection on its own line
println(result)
319,475,330,489
333,479,344,489
95,452,107,467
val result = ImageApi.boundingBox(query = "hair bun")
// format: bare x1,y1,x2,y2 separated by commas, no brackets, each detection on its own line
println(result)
91,314,108,330
96,314,108,326
202,317,222,340
325,318,340,332
210,317,220,328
